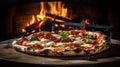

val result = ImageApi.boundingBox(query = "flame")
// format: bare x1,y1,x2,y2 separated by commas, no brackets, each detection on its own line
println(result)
22,2,69,33
81,18,90,24
48,2,68,17
26,15,35,27
37,2,46,21
22,15,35,32
22,29,26,32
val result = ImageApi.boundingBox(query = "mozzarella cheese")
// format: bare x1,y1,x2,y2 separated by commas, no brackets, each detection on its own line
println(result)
68,35,75,39
52,34,61,39
73,39,84,44
41,47,54,51
87,32,93,35
44,41,55,47
75,37,81,40
56,42,64,46
81,44,93,47
40,38,50,42
26,41,40,45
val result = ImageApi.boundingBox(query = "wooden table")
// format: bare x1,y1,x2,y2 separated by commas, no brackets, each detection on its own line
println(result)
0,38,120,65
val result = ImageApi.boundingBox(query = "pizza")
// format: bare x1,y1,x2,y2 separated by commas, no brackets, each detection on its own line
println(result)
12,30,111,56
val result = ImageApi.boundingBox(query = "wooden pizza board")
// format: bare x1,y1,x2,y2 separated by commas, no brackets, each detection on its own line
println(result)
0,38,120,65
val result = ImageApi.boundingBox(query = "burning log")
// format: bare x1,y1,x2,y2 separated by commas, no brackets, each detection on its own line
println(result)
25,20,42,33
46,13,71,22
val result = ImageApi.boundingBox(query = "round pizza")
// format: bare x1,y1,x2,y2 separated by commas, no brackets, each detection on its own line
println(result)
12,30,111,56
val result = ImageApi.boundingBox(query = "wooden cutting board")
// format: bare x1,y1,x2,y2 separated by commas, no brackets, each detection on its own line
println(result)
0,38,120,65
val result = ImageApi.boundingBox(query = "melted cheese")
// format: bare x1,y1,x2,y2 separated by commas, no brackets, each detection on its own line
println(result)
40,47,54,51
81,44,93,47
75,37,81,40
40,38,50,42
87,32,93,35
44,41,55,47
73,40,84,44
52,34,61,39
26,41,40,45
56,42,64,46
68,35,75,39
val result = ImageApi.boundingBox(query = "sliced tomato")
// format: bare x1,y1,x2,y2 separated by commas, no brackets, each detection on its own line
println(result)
44,32,52,39
68,30,78,35
68,30,76,35
34,32,44,37
53,38,61,43
88,41,98,46
78,32,83,37
18,38,28,44
62,38,72,42
66,38,72,42
71,44,80,49
22,44,30,46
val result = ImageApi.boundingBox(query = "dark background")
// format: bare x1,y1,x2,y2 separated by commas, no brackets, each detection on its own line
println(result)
0,0,120,66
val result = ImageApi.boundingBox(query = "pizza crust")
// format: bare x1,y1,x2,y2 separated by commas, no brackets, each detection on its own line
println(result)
12,40,111,56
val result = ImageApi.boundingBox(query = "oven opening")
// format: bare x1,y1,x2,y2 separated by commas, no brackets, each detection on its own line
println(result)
0,0,120,41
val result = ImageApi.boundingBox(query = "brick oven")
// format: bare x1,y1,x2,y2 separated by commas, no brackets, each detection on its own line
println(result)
0,0,120,66
0,0,120,41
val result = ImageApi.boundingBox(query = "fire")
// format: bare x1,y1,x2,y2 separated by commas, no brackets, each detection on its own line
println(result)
37,2,46,21
22,1,69,33
81,18,90,24
29,15,35,25
48,2,68,18
22,15,35,32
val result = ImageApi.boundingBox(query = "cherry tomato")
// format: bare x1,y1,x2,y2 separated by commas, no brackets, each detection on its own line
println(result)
78,32,83,37
53,39,61,43
66,38,72,42
19,38,28,44
88,41,98,46
71,44,80,49
44,32,52,38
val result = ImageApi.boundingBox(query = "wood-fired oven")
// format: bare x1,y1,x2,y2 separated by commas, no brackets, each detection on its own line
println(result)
0,0,120,66
0,0,120,41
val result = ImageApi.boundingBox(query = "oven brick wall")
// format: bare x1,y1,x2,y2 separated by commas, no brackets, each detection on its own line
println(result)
13,2,40,34
13,2,106,34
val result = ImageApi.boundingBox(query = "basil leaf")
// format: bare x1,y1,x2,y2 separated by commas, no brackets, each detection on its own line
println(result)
86,35,94,39
30,36,39,41
82,38,87,42
60,31,67,41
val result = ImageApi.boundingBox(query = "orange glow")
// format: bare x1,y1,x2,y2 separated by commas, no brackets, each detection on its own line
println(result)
31,30,36,33
22,29,26,32
37,2,46,21
81,18,90,24
26,15,35,27
60,24,65,28
48,2,68,18
54,24,59,27
22,2,69,33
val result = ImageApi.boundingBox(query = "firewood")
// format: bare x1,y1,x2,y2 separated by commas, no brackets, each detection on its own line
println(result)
46,13,71,22
25,20,42,33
